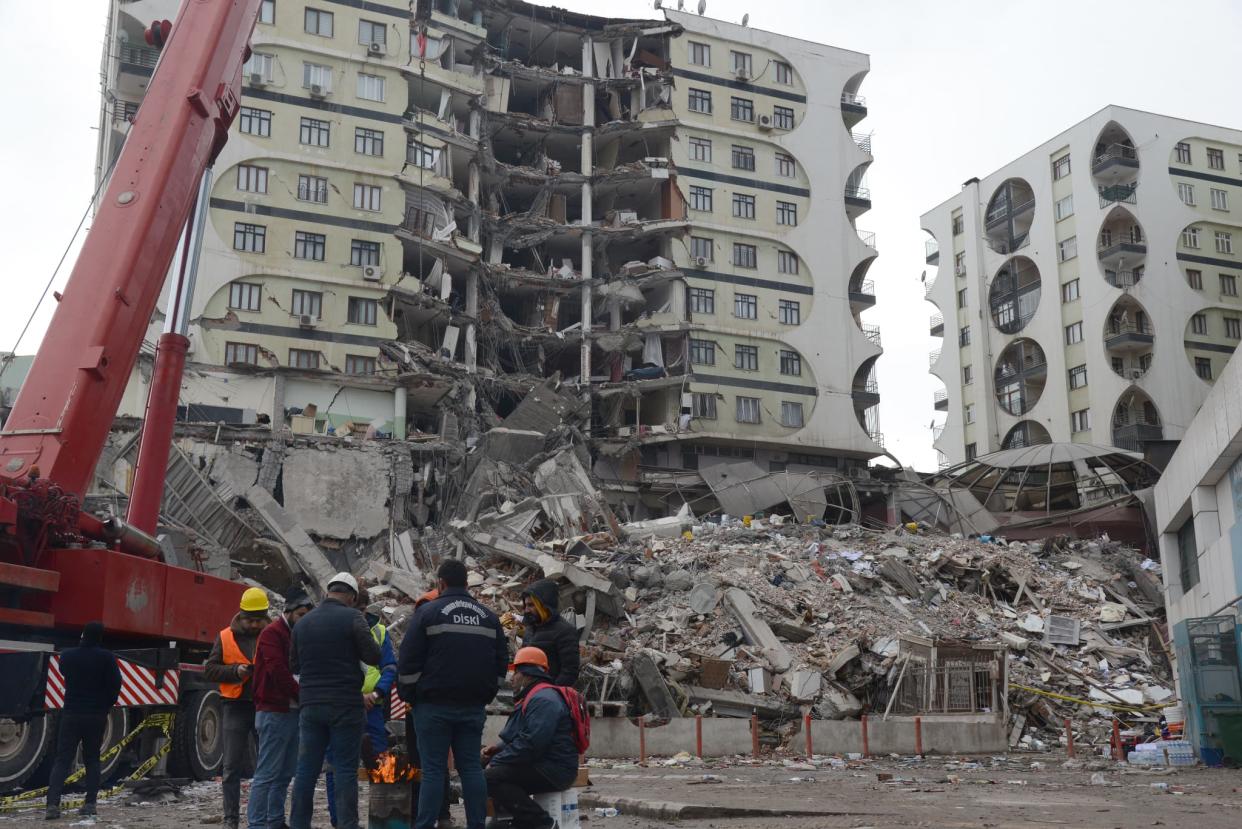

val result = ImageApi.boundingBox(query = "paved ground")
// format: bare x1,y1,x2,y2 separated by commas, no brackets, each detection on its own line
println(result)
2,752,1240,829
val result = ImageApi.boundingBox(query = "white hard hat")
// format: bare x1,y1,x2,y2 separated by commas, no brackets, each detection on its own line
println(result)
327,572,359,594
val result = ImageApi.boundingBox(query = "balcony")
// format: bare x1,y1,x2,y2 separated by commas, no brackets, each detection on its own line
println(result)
932,424,945,442
930,312,944,336
841,91,868,129
1097,234,1146,263
112,100,139,125
1104,322,1154,352
995,356,1048,382
119,43,160,72
924,279,936,299
933,389,948,411
849,279,876,308
925,239,940,265
1092,143,1139,176
845,184,872,215
867,429,885,448
984,196,1035,231
986,235,1028,255
929,349,941,368
852,378,880,409
861,323,882,347
1105,269,1142,290
852,132,873,154
1112,420,1162,451
1110,357,1151,381
1099,182,1138,208
857,229,877,250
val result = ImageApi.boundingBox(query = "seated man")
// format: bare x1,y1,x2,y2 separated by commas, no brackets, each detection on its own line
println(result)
481,648,578,829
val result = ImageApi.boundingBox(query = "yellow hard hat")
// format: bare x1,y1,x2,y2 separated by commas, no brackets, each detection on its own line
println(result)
240,587,270,613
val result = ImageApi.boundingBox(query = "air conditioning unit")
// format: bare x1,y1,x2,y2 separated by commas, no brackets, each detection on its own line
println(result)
691,256,708,268
734,68,750,81
249,72,266,87
362,265,383,281
298,314,318,327
309,83,327,98
368,42,385,56
1130,369,1144,380
757,114,772,131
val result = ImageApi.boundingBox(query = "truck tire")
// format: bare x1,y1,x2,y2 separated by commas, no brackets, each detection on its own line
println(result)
0,714,54,790
168,691,224,780
93,708,130,784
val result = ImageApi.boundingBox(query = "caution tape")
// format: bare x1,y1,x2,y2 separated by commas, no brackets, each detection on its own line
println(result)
0,712,175,811
1010,683,1175,713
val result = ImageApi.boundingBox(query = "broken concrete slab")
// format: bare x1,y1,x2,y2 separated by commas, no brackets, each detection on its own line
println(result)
632,652,681,719
245,484,337,594
470,532,622,616
684,685,799,719
280,445,392,538
723,588,793,673
687,582,720,614
787,670,822,701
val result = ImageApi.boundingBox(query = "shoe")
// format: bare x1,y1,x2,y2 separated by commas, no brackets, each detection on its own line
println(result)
44,808,61,821
79,803,97,817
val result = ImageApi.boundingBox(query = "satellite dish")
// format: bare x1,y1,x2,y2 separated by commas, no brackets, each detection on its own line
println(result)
653,0,662,7
678,0,685,8
698,0,706,15
920,270,927,283
742,13,749,25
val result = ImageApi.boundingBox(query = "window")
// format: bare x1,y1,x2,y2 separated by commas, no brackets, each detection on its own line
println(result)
774,61,793,85
776,201,798,226
729,97,754,122
734,294,757,320
731,145,755,171
958,325,971,347
1196,356,1213,380
1192,313,1208,335
778,299,800,325
408,142,438,169
225,342,258,365
354,183,382,211
351,239,381,266
1071,409,1090,432
358,19,386,46
965,443,977,461
731,51,752,76
239,107,271,137
1222,274,1238,296
355,127,384,156
300,117,330,146
957,287,967,309
692,393,717,419
689,137,711,162
294,231,326,261
690,236,713,261
964,404,975,424
732,193,756,219
732,243,757,268
1055,195,1074,221
229,282,262,311
345,355,377,375
1065,321,1083,344
302,62,333,92
1212,188,1229,211
304,7,333,36
289,348,320,370
1058,236,1077,262
734,345,759,370
233,222,265,253
236,164,268,193
779,350,801,376
1052,155,1071,180
297,174,328,203
356,73,385,102
952,215,964,235
689,287,715,314
953,251,965,275
688,185,713,211
347,297,378,326
1176,517,1200,591
1069,364,1088,389
244,52,275,82
1226,317,1241,339
736,396,761,423
688,88,712,113
690,339,715,366
688,41,710,66
772,105,794,130
1175,142,1192,164
259,0,275,24
780,401,804,428
291,290,322,318
1178,182,1196,205
1183,226,1201,248
1187,269,1203,289
1061,279,1080,303
1208,148,1225,170
775,152,795,178
962,365,973,385
777,251,798,274
1216,231,1233,254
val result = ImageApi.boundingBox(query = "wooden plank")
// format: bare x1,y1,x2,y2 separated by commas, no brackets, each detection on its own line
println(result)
0,607,56,628
0,562,60,593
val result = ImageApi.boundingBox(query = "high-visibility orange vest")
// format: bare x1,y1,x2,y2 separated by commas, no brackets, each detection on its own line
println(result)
218,628,252,699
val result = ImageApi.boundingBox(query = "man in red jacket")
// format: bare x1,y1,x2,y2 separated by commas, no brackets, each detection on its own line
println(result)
248,591,313,829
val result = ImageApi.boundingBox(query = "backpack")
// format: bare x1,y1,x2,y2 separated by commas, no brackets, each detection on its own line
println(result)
523,682,591,754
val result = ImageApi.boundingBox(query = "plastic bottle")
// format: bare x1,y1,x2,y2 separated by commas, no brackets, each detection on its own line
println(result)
593,808,619,818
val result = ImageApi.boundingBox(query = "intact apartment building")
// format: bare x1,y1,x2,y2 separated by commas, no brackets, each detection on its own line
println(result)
97,0,881,513
923,106,1242,468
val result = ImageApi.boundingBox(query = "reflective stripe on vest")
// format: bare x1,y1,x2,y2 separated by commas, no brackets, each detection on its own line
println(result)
219,627,252,699
362,623,387,694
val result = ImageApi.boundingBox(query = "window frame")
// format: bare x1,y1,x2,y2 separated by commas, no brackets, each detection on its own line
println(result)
779,349,802,376
772,105,794,130
688,41,710,67
1068,364,1088,389
288,348,321,370
735,396,761,424
775,152,795,178
1208,147,1225,170
304,7,334,37
302,61,334,92
688,88,712,114
689,136,712,163
1226,316,1241,339
225,342,259,366
228,282,262,312
355,127,384,156
297,174,329,204
1065,321,1083,344
290,289,323,318
689,338,716,366
1183,226,1201,248
777,250,798,274
692,393,717,419
778,298,800,325
1051,155,1071,180
345,354,377,375
1195,356,1213,380
774,61,793,85
356,72,386,102
732,192,756,220
239,107,272,137
730,96,755,123
1061,279,1080,303
780,401,804,428
1178,182,1196,206
358,18,387,46
258,0,275,24
1221,274,1238,296
688,185,713,212
733,293,758,320
688,287,715,315
1192,313,1208,335
350,239,381,266
1212,188,1229,211
689,236,713,261
1058,236,1078,262
236,164,268,194
293,230,326,262
347,296,379,326
734,344,759,371
1071,408,1090,432
299,116,331,147
730,144,756,171
776,200,798,226
1215,231,1233,255
1175,142,1192,164
730,50,752,76
1187,269,1203,289
353,183,383,212
233,222,266,253
1054,194,1074,221
732,242,757,269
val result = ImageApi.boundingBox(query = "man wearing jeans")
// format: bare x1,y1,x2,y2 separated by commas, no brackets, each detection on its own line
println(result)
398,560,508,829
288,574,380,829
248,591,313,829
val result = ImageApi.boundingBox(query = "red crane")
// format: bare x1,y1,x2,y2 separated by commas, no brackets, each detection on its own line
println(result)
0,0,262,789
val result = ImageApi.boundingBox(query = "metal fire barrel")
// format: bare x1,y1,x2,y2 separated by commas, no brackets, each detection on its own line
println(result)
368,781,412,829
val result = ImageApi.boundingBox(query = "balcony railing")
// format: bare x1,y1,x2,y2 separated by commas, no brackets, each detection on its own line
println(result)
925,239,940,263
1111,359,1151,380
857,229,877,248
845,185,872,201
929,349,941,368
856,279,876,297
984,196,1035,229
852,132,873,154
119,43,160,69
1105,269,1142,290
1105,322,1154,340
995,356,1048,380
930,312,944,333
861,323,882,347
986,235,1028,255
932,424,945,442
933,389,948,407
112,100,139,123
841,91,867,107
1093,143,1139,170
924,279,936,299
1099,182,1138,208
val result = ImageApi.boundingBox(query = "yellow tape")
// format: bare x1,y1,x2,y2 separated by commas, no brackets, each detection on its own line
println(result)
1010,683,1175,713
0,712,175,810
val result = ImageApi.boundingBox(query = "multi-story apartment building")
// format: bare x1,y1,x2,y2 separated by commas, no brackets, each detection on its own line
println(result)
924,105,1242,467
96,0,881,511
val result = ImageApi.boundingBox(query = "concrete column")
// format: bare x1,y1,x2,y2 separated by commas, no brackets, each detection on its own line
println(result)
610,301,621,331
1192,485,1221,550
393,387,407,440
579,38,596,393
465,270,479,371
467,160,481,243
271,373,286,434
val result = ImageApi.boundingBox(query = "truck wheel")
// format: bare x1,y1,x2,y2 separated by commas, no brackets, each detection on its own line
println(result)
0,714,54,790
168,691,223,780
85,708,129,784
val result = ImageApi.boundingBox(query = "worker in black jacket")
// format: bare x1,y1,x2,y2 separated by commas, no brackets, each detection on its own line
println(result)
45,621,122,820
398,559,507,829
518,580,580,687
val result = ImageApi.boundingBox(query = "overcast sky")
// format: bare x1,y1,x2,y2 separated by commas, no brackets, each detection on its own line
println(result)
2,0,1240,470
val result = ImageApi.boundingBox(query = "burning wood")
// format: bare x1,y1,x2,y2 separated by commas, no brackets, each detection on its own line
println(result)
367,751,420,783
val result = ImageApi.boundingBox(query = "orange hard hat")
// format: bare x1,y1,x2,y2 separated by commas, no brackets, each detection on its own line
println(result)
509,646,549,672
415,589,439,608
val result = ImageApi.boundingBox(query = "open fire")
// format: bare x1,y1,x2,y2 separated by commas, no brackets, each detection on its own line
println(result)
367,751,420,784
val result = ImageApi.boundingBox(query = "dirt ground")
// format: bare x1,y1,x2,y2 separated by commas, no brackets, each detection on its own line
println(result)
2,751,1240,829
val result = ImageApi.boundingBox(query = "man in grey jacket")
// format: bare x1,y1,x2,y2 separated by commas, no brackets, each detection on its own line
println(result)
288,573,380,829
